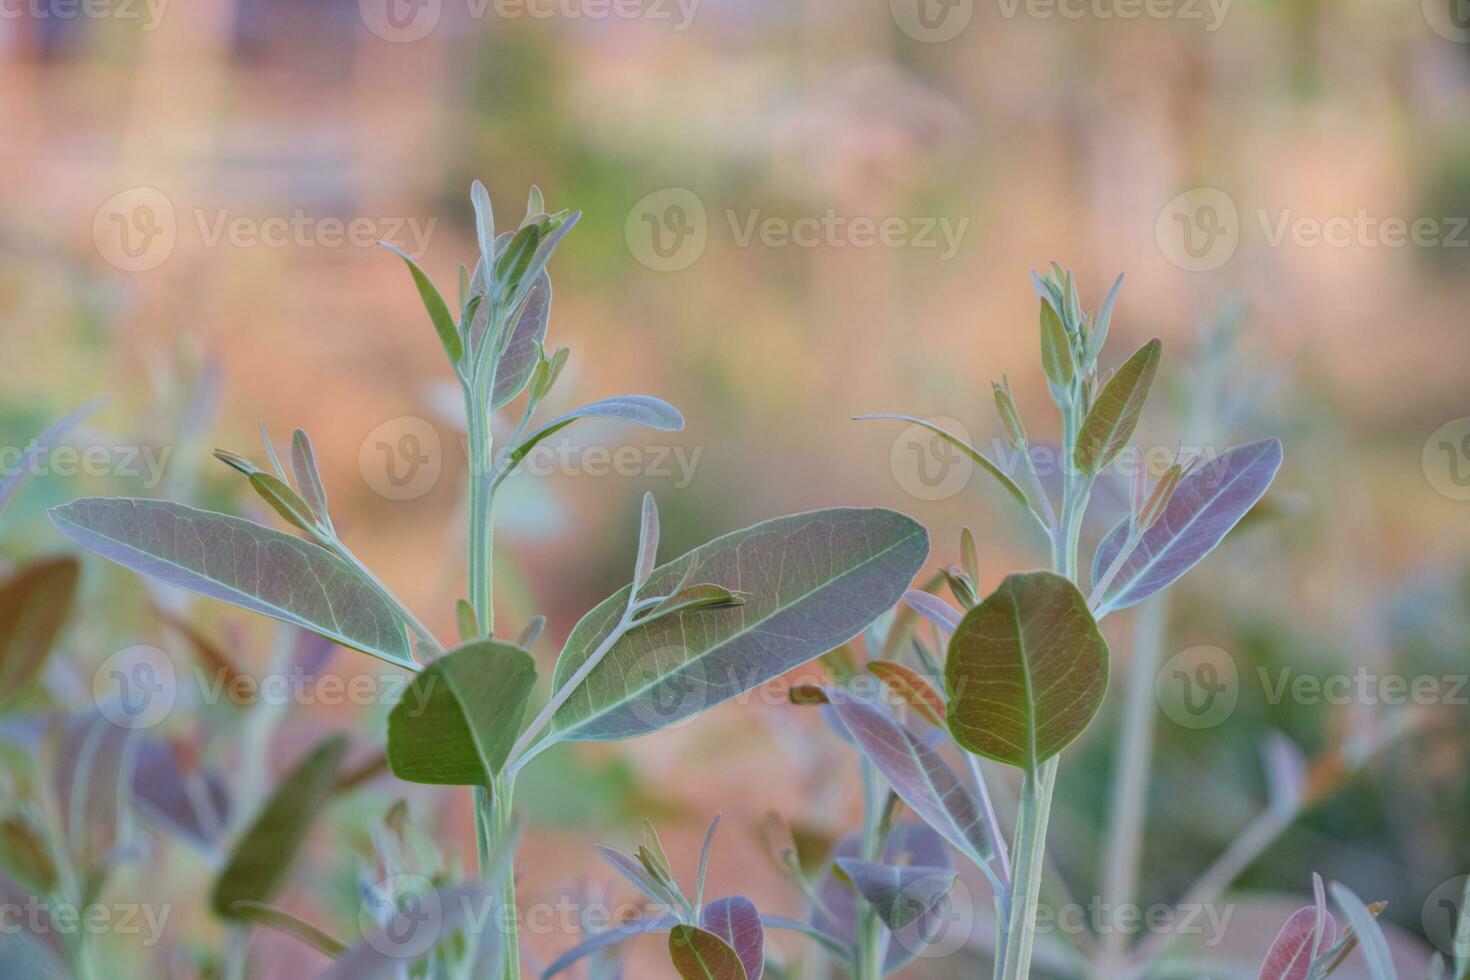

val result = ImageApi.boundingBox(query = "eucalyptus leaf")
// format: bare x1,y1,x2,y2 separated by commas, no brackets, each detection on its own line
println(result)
1330,882,1396,980
291,430,331,526
249,472,322,538
50,498,416,670
386,640,536,787
669,924,748,980
0,557,79,707
1090,439,1283,613
854,415,1035,520
1039,299,1074,390
503,395,683,477
551,508,928,741
946,572,1109,772
212,734,347,917
1074,338,1160,474
701,897,764,980
384,244,462,366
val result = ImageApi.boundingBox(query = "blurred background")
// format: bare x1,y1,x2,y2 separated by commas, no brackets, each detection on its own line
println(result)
1,0,1469,975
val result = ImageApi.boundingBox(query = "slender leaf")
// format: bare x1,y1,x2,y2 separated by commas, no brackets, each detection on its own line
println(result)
0,817,58,894
384,244,462,366
634,491,660,592
854,415,1033,517
946,572,1110,772
596,844,684,911
229,901,346,957
551,508,928,741
1088,273,1124,363
456,599,479,642
53,710,138,873
695,813,721,910
669,925,748,980
1091,439,1283,612
1330,882,1396,980
130,737,230,847
820,687,991,866
291,430,330,526
1257,905,1337,980
701,897,764,980
386,640,536,787
1039,299,1074,389
50,498,415,669
0,400,102,519
504,395,684,475
249,472,321,537
543,915,678,978
1075,339,1161,474
831,858,955,932
868,660,946,727
903,589,961,634
212,734,346,916
0,557,79,706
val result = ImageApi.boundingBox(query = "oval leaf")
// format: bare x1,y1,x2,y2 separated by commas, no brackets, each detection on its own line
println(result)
0,557,79,705
701,897,765,980
212,734,347,917
551,508,928,741
669,924,748,980
1258,905,1338,980
1074,338,1161,474
946,572,1109,772
49,499,415,669
831,858,956,933
386,640,536,787
1091,439,1283,613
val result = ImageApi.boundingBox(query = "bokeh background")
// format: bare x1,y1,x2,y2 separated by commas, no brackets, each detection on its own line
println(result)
2,0,1469,975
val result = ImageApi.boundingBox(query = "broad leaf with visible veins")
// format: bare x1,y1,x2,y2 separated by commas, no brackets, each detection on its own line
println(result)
832,858,956,932
1091,438,1283,613
669,925,748,980
1258,906,1337,980
49,499,415,669
701,897,764,980
551,508,928,741
1074,338,1160,474
946,572,1109,772
387,640,536,787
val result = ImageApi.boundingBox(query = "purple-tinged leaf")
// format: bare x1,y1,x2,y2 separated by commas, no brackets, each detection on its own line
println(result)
903,590,961,634
543,915,677,978
701,897,764,980
53,711,138,873
0,557,79,706
290,430,331,526
821,688,991,866
669,924,748,980
49,498,416,670
832,858,956,932
596,844,684,911
505,395,684,474
0,400,102,519
812,823,952,974
1258,905,1338,980
130,737,230,847
1091,439,1283,613
946,572,1109,772
552,509,928,741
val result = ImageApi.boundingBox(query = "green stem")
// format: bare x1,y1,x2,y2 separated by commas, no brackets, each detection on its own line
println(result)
855,763,885,980
486,774,520,979
466,395,496,638
1001,755,1058,980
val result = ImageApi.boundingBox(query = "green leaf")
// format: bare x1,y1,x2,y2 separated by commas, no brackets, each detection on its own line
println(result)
1039,299,1074,391
946,572,1109,772
0,557,79,707
212,734,347,917
669,925,749,980
1075,339,1161,474
290,430,330,526
50,498,416,670
226,901,347,957
385,245,463,366
471,180,495,277
0,816,59,894
386,640,536,787
500,395,684,481
853,414,1037,523
551,508,928,742
248,473,321,537
455,599,479,642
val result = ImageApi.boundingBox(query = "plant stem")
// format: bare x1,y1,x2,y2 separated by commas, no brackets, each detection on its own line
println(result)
856,762,885,980
466,394,496,638
484,773,521,979
1001,755,1058,980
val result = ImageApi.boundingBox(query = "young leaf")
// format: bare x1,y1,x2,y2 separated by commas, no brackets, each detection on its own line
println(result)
227,900,346,957
854,415,1035,520
0,557,79,707
551,509,928,741
386,640,536,787
634,492,660,592
903,589,961,634
701,897,764,980
49,499,416,670
1258,905,1338,980
384,245,463,366
469,268,551,409
868,660,946,727
471,179,495,268
290,430,330,527
946,572,1110,772
502,395,684,477
960,527,980,588
820,687,991,867
517,614,546,648
1039,299,1074,391
213,449,260,477
456,599,480,642
1088,272,1124,363
248,472,322,538
0,400,101,520
1329,882,1396,980
831,858,956,933
211,734,347,917
596,844,686,912
1074,339,1161,474
1090,439,1283,613
695,813,721,910
669,925,748,980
